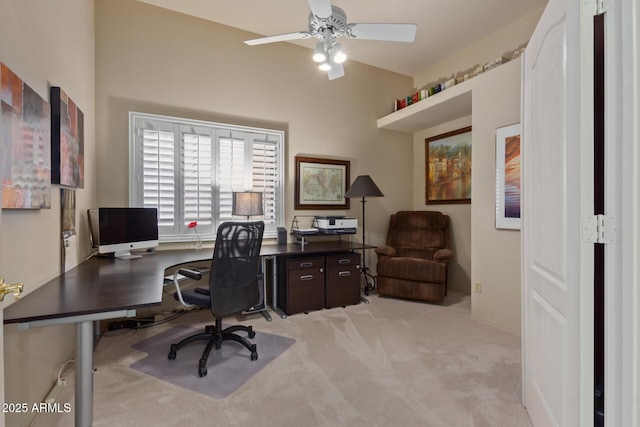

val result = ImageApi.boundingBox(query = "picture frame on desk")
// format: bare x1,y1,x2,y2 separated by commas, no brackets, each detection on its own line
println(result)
294,156,350,210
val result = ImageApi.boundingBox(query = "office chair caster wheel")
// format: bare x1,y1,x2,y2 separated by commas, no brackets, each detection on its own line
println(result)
248,330,256,339
251,351,258,361
168,344,177,360
198,360,208,377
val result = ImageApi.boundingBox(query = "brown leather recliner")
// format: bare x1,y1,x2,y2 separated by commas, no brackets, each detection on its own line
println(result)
375,211,453,303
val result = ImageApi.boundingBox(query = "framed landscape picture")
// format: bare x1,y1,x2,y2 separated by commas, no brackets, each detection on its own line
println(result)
495,123,521,230
295,156,350,210
425,126,472,204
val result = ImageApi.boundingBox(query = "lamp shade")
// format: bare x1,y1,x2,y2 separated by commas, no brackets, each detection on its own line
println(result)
344,175,384,198
232,191,264,217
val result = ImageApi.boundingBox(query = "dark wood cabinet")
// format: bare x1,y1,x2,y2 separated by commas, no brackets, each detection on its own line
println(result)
277,252,361,315
278,256,325,315
325,253,361,308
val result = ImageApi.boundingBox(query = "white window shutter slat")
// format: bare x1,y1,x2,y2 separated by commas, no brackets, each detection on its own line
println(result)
131,113,283,241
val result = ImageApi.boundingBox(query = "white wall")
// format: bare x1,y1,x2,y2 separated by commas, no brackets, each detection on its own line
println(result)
413,60,523,332
413,8,544,90
95,0,415,272
413,116,472,294
469,60,523,331
0,0,95,425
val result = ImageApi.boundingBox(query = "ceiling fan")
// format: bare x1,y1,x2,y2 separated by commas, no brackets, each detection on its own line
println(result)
244,0,417,80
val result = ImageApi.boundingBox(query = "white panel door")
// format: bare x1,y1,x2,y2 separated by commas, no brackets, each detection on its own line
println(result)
0,114,5,427
522,0,594,425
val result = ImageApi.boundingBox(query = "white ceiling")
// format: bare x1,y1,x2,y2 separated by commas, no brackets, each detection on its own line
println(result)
137,0,547,77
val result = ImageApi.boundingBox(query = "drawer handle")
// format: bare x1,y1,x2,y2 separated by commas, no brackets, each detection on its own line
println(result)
338,259,351,264
338,271,350,277
300,275,314,281
299,262,313,268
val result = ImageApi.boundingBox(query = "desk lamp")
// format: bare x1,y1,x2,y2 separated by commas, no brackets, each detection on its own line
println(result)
232,191,264,220
344,175,384,296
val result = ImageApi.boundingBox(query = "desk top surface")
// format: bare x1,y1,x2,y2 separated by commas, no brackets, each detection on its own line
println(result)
4,240,374,325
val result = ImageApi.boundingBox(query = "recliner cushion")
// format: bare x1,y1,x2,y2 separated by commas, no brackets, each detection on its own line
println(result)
386,211,447,250
394,247,437,260
377,257,446,284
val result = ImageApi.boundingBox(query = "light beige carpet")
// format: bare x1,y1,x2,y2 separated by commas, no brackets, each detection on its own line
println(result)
31,291,532,427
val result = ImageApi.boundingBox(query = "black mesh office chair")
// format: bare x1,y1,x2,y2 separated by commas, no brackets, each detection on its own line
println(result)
167,221,265,377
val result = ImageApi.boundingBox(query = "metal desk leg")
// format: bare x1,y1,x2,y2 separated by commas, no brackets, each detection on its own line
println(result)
76,320,94,427
268,256,287,319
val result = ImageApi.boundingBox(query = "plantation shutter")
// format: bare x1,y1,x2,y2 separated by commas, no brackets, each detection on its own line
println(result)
137,120,176,236
181,125,213,235
218,134,246,221
130,112,283,241
252,138,279,225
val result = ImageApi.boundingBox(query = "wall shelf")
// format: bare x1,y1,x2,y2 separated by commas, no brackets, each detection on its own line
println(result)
377,78,473,134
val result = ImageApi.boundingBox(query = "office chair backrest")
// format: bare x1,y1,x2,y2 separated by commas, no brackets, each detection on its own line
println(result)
209,221,265,318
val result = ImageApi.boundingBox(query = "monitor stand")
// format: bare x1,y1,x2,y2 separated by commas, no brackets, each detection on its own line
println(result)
114,251,142,260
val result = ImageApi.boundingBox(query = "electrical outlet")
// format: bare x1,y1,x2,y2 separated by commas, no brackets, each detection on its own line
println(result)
474,282,482,294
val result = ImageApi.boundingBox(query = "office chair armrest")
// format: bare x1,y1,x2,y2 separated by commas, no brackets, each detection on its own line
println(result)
171,269,201,307
177,268,203,281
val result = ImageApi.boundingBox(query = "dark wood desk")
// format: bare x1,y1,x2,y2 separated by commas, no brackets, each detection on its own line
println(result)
3,241,374,426
3,250,209,427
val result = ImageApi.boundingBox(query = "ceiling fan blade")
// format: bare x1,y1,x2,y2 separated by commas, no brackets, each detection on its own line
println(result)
308,0,333,19
328,63,344,80
347,23,417,42
244,31,310,46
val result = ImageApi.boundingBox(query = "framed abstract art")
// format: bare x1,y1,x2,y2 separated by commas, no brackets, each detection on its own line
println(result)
51,86,84,188
495,123,521,230
0,63,51,209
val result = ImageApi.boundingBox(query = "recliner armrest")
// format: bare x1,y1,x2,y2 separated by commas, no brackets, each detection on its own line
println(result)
375,245,396,258
433,248,453,263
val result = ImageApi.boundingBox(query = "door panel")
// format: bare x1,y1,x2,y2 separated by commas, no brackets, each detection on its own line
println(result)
522,0,594,425
0,96,4,427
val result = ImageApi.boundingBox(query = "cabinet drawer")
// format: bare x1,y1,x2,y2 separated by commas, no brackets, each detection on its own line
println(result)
326,262,361,308
287,257,324,271
326,253,360,269
286,267,325,315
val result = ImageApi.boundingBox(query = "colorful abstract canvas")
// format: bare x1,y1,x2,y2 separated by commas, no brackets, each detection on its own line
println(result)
495,123,521,229
51,86,84,188
0,63,51,209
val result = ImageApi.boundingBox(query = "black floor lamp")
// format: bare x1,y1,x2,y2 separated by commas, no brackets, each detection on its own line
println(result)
344,175,384,298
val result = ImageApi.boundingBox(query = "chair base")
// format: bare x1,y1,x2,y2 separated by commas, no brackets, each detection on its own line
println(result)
167,318,258,377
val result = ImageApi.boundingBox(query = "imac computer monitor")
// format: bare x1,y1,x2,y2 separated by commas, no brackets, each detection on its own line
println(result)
98,207,159,259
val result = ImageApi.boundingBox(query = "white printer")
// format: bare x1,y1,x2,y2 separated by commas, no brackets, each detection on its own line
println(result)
314,216,357,234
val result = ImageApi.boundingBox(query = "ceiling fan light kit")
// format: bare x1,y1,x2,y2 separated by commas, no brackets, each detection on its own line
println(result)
332,43,346,64
244,0,417,80
319,60,332,71
313,41,327,62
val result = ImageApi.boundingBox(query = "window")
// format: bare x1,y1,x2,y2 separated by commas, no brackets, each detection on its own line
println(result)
129,112,284,241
